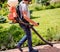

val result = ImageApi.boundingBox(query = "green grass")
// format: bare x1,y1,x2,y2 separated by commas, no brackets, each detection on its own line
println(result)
0,8,60,48
0,8,60,38
31,8,60,36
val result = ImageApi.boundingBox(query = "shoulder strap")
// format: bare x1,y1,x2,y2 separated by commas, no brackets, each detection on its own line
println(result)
16,5,21,17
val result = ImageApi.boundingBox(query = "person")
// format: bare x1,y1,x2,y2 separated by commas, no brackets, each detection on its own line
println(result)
17,0,38,52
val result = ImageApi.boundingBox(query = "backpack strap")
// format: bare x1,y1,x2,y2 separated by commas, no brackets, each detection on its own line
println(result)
16,4,29,23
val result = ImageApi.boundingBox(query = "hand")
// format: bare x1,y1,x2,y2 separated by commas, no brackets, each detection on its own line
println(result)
32,22,39,26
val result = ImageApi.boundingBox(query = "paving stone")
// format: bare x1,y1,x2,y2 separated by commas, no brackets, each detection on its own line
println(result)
0,44,60,52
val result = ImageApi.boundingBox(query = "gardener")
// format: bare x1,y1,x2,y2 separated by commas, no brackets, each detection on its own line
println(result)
17,0,38,52
7,0,38,52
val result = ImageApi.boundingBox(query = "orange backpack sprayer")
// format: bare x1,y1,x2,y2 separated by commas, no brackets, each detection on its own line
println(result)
7,0,18,23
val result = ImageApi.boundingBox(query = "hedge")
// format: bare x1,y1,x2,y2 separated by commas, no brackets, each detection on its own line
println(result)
0,24,60,50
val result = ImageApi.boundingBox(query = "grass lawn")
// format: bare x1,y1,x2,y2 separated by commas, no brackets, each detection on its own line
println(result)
0,8,60,47
0,8,60,36
31,8,60,36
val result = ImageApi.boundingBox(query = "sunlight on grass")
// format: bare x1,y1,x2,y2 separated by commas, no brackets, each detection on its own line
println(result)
0,8,60,36
32,8,60,35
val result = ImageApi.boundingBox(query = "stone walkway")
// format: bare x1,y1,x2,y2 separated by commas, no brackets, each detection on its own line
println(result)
0,44,60,52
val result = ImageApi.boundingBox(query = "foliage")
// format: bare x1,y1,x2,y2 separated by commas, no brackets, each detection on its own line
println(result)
53,33,60,41
18,0,22,2
32,0,35,3
0,25,24,50
29,2,60,11
0,0,7,3
46,27,57,41
0,2,60,50
35,0,50,5
0,16,6,23
0,3,9,16
31,8,60,43
41,0,49,5
54,3,60,8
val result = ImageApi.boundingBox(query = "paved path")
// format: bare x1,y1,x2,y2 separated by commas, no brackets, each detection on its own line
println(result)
0,44,60,52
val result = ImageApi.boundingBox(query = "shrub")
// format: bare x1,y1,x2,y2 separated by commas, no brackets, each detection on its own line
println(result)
0,25,60,50
32,31,46,46
0,3,9,16
54,3,60,8
29,2,60,11
53,33,60,41
46,26,60,42
0,16,6,23
0,25,24,50
29,4,43,11
46,28,53,41
45,5,55,9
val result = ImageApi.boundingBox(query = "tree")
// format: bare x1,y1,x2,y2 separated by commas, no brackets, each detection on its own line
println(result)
0,0,7,3
40,0,50,6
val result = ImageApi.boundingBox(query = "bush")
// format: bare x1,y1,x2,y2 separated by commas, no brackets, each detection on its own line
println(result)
29,4,43,11
0,25,60,50
32,34,45,46
0,3,9,16
0,16,6,23
45,5,55,9
54,3,60,8
29,2,60,11
53,33,60,41
46,26,60,42
46,28,53,41
0,25,24,50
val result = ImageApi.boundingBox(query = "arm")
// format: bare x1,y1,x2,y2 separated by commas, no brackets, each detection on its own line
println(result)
22,11,38,26
20,3,38,26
